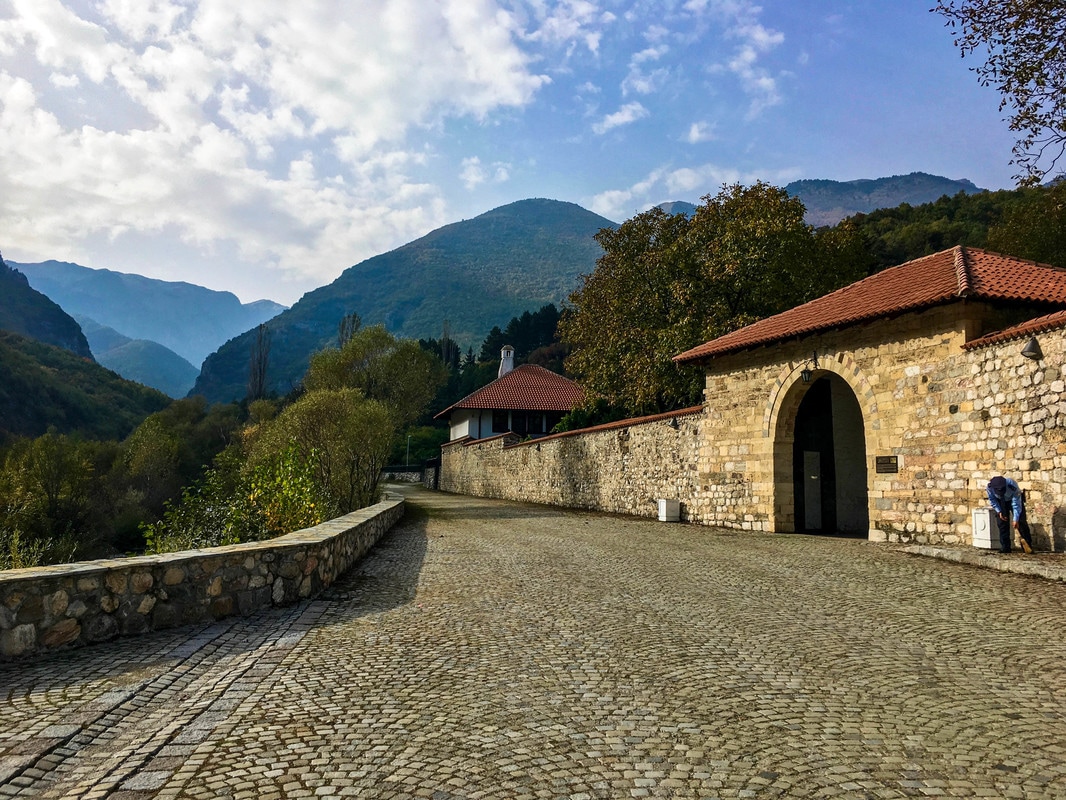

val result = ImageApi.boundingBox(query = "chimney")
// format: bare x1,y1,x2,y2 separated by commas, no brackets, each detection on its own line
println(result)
498,345,515,378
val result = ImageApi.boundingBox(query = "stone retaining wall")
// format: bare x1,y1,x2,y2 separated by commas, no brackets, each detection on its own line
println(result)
0,497,404,660
440,408,704,520
439,308,1066,550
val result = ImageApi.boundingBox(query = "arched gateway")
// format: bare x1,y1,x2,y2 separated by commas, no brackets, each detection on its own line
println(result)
771,370,869,535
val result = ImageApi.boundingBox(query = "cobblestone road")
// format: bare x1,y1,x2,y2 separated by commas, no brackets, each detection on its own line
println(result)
2,486,1066,799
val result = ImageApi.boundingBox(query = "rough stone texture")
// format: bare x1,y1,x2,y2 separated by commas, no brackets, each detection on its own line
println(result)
1,488,1064,798
442,410,704,521
0,498,404,660
442,304,1066,549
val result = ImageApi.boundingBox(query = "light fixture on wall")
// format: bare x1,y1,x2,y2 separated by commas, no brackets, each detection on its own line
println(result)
1021,336,1043,361
801,351,819,383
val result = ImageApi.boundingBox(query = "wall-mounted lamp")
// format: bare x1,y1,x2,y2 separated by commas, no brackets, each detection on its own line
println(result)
801,350,819,384
1020,336,1043,361
669,417,680,429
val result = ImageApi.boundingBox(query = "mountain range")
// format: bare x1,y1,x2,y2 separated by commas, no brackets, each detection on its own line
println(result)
76,315,200,399
10,260,286,367
5,172,993,408
658,173,983,226
0,255,171,442
192,198,614,402
784,172,983,226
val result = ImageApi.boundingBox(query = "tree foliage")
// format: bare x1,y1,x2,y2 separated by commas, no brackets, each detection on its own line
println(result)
986,178,1066,266
304,325,447,429
934,0,1066,184
560,183,869,414
250,389,394,514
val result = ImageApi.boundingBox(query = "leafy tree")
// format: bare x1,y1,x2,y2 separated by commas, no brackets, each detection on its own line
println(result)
143,442,329,554
561,205,697,413
250,389,394,513
934,0,1066,184
987,179,1066,266
304,325,447,429
0,432,95,564
561,183,868,415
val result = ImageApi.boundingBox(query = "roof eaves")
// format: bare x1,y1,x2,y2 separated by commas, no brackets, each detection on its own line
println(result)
962,308,1066,351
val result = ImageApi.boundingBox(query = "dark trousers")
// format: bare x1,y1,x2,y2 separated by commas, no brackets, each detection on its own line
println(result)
996,505,1033,552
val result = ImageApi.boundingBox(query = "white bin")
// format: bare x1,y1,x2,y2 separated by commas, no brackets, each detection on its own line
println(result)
972,507,998,549
658,499,680,522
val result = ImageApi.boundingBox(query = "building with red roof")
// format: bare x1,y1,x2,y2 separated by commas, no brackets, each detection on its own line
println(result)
436,247,1066,551
435,351,584,441
671,245,1066,545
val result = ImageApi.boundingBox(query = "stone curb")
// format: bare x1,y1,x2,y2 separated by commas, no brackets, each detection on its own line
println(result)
900,543,1066,583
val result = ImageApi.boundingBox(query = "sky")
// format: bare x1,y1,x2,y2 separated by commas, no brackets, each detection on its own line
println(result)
0,0,1021,306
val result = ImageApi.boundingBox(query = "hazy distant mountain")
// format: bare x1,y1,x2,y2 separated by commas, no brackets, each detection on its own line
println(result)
11,260,287,366
785,172,984,226
0,330,170,444
76,315,199,398
193,198,616,403
0,254,93,359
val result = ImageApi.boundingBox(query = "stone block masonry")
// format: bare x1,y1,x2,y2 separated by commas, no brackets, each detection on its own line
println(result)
0,497,404,660
441,408,704,520
441,305,1066,550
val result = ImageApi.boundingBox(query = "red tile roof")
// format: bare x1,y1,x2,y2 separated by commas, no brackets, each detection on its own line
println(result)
434,364,584,418
675,247,1066,363
963,308,1066,350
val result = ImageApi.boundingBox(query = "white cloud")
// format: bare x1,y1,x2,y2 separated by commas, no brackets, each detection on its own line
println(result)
684,121,716,143
589,162,800,220
461,157,488,189
523,0,614,55
592,101,649,134
0,0,554,298
49,72,79,88
459,156,511,190
681,0,785,117
622,44,669,96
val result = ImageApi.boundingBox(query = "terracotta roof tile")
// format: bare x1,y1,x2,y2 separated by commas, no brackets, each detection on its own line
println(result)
675,247,1066,363
434,364,584,418
963,309,1066,350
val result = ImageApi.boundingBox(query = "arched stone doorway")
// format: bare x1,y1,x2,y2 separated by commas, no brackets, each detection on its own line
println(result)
773,372,869,535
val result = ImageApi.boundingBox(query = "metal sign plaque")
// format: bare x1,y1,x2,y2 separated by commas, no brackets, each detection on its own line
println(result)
875,456,899,474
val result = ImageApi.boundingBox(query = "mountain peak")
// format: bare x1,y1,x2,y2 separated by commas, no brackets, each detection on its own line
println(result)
784,172,985,226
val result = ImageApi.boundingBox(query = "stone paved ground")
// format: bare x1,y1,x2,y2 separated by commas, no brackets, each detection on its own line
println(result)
2,486,1066,799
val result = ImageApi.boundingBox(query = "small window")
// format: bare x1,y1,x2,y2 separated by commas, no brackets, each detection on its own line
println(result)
492,410,510,433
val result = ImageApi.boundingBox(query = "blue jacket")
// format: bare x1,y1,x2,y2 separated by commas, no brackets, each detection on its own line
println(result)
987,477,1024,518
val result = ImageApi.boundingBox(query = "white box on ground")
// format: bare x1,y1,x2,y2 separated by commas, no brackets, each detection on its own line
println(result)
658,499,680,522
972,506,998,549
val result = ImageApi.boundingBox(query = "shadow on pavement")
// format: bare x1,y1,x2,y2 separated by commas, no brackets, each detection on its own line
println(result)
317,500,429,615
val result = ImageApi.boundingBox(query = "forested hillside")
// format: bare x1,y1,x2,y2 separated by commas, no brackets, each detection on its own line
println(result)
192,199,613,403
849,181,1065,271
0,255,92,359
0,331,171,444
77,316,199,398
786,173,983,226
13,259,286,366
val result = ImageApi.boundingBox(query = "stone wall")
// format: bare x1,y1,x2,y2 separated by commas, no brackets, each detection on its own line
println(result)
0,497,405,660
440,408,704,520
439,304,1066,550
